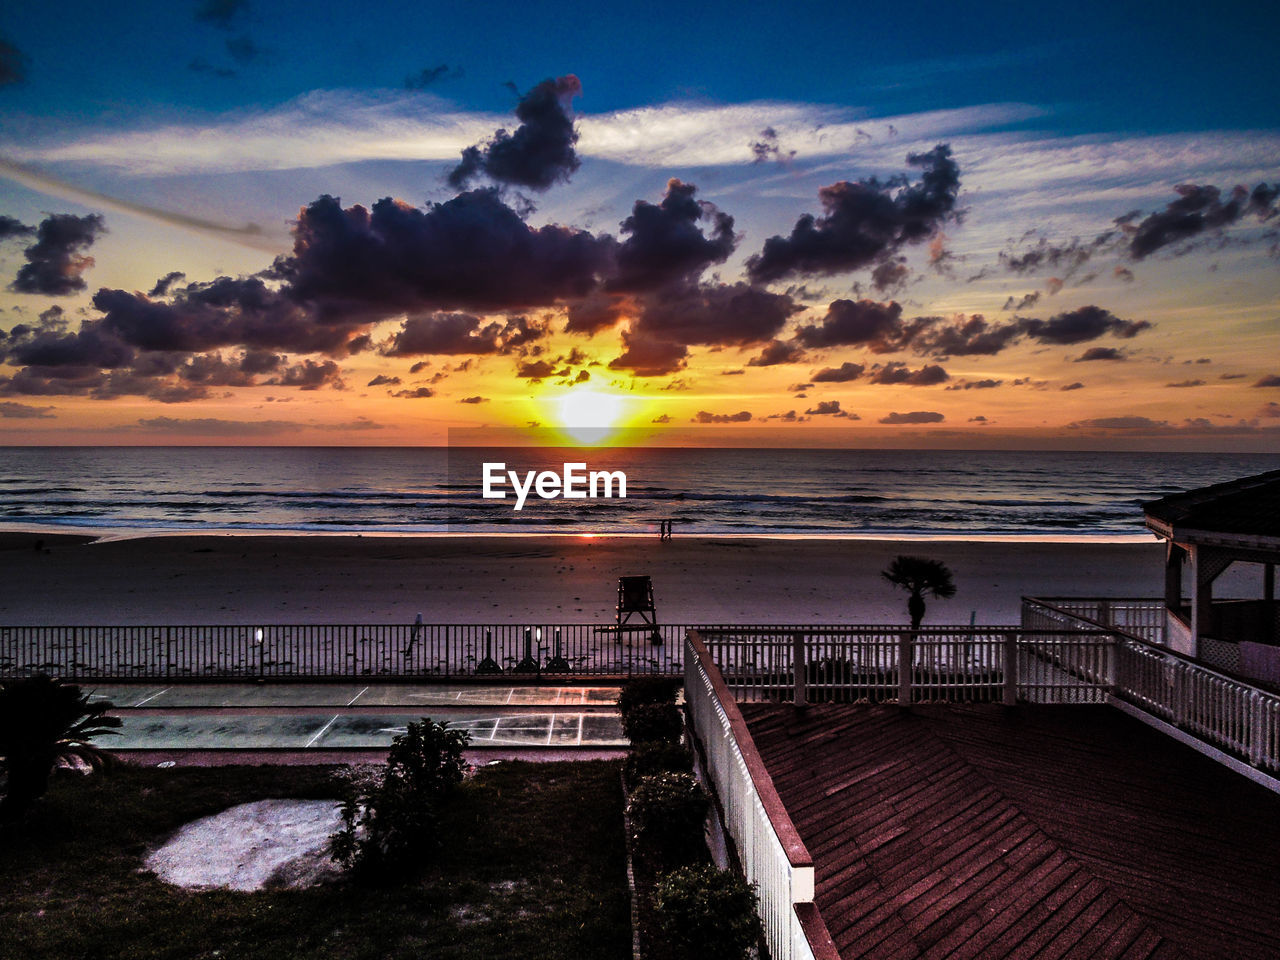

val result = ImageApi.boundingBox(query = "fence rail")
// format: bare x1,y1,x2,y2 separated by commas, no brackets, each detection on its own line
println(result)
684,630,833,960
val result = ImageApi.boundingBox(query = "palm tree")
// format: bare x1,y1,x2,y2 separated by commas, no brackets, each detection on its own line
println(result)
882,555,957,629
0,674,121,823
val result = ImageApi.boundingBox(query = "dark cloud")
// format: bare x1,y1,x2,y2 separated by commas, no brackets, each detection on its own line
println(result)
447,75,582,191
1002,291,1040,311
0,37,28,86
879,410,944,424
1060,381,1084,391
459,395,488,404
148,271,187,297
692,410,752,423
391,386,435,399
1023,305,1149,345
1075,346,1126,361
812,362,865,383
11,214,106,296
999,234,1111,278
0,215,35,240
747,339,806,367
945,378,1002,390
405,64,462,89
607,330,688,377
793,298,907,350
274,191,612,320
868,362,949,385
1072,416,1167,430
515,358,559,380
1255,374,1280,387
1124,182,1280,259
750,127,795,164
910,314,1025,357
609,179,735,292
870,258,910,294
194,0,248,29
177,352,256,386
564,291,628,335
651,413,672,424
0,400,55,419
1166,379,1205,388
1113,266,1135,283
804,400,851,416
367,374,401,387
2,320,133,369
633,282,797,346
266,358,344,390
747,145,961,284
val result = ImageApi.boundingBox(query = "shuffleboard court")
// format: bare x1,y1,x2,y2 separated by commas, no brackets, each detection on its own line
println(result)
85,683,624,709
112,710,627,749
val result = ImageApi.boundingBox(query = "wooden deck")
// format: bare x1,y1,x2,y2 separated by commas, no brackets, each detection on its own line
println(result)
740,703,1280,960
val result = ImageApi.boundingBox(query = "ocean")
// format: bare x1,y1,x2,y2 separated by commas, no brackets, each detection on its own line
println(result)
0,446,1276,538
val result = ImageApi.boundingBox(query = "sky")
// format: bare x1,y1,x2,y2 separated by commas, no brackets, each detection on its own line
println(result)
0,0,1277,449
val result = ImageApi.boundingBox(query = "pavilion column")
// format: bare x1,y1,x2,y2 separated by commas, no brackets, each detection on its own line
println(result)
1165,543,1185,613
1190,546,1233,654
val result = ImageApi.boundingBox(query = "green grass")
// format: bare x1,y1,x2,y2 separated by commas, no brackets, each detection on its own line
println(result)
0,760,631,960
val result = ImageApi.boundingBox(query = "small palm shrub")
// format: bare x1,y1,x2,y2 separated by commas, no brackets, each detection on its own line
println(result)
330,718,469,880
0,674,120,823
655,863,762,960
618,676,680,717
626,772,707,870
624,741,693,790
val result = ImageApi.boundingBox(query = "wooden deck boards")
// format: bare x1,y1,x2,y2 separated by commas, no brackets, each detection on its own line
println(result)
741,703,1280,960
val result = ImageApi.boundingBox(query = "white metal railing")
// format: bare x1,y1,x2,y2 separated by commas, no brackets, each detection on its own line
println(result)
684,630,835,960
1025,598,1280,775
1028,596,1167,646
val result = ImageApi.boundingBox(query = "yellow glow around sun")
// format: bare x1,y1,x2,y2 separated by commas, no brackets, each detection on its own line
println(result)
551,388,628,445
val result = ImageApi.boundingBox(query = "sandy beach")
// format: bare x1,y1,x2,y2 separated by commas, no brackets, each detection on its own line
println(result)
0,531,1178,626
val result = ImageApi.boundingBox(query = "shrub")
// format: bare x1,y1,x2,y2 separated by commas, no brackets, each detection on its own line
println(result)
655,863,762,960
330,717,469,880
624,741,693,790
0,674,120,824
618,676,680,717
622,701,683,746
626,772,707,869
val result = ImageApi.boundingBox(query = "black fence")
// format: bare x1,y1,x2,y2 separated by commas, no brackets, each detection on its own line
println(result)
0,622,702,681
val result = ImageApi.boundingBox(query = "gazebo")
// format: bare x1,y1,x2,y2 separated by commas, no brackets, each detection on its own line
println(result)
1144,468,1280,683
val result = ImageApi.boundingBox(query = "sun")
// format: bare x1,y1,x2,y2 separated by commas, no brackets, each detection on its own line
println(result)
552,388,628,445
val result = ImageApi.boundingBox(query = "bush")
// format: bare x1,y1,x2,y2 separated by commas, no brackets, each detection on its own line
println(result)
626,772,707,869
624,741,693,790
330,717,469,880
655,863,762,960
618,676,680,717
622,701,683,746
0,674,120,824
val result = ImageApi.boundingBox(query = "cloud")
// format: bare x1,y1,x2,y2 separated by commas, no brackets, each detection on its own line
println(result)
651,413,672,423
879,410,944,424
1002,291,1040,311
274,191,612,320
793,298,907,350
747,339,806,367
515,358,559,380
1254,374,1280,387
266,358,344,390
909,314,1026,356
1074,346,1126,362
405,64,463,89
746,145,961,284
750,127,795,164
0,36,27,86
805,400,853,417
391,386,435,398
367,374,401,386
0,400,55,419
812,361,865,382
945,378,1002,390
1072,416,1168,430
10,214,106,296
633,281,797,346
1022,305,1149,345
0,215,35,240
1122,182,1280,259
1060,381,1084,391
459,395,488,404
448,75,582,191
609,179,735,291
1166,379,1205,388
194,0,248,29
999,234,1112,278
132,415,295,436
148,271,187,297
692,410,752,423
606,329,688,376
381,313,502,357
868,362,950,385
564,291,629,335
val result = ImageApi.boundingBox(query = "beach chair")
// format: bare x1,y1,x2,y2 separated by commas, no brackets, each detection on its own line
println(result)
615,575,663,646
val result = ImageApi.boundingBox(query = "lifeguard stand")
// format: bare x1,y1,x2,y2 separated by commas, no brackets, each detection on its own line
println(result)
616,575,662,646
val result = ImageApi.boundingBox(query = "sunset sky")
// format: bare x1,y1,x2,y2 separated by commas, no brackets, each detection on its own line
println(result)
0,0,1277,449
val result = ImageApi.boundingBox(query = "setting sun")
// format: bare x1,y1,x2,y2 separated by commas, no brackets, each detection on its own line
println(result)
551,388,629,444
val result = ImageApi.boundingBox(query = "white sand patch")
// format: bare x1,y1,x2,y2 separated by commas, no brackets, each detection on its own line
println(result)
145,799,345,891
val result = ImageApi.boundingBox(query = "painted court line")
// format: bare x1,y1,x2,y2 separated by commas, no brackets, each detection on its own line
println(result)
346,686,369,707
305,714,341,748
132,687,170,708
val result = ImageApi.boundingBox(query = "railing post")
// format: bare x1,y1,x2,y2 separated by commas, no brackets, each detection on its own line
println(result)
1003,632,1018,705
898,632,912,706
792,632,806,709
